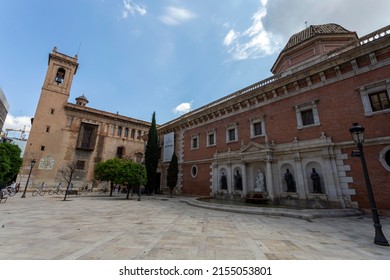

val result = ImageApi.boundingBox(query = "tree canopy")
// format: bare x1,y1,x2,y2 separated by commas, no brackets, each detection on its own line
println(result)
94,158,123,196
0,141,23,184
117,160,147,199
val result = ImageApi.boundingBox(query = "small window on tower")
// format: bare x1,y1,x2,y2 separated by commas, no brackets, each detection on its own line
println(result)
55,68,66,84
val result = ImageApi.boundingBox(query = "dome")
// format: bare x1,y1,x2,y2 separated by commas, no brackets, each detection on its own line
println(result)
271,23,358,74
75,94,89,107
282,23,355,52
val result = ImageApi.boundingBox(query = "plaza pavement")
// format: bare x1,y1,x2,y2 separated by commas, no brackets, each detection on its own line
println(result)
0,192,390,260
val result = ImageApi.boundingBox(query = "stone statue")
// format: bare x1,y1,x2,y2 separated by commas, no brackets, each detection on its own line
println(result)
284,168,296,192
220,172,227,189
234,169,243,190
254,169,265,192
311,168,322,193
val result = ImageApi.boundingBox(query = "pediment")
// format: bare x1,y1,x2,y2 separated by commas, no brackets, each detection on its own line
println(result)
240,142,268,154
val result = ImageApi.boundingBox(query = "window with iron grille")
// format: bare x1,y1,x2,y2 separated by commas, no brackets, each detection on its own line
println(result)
76,123,98,150
76,161,85,170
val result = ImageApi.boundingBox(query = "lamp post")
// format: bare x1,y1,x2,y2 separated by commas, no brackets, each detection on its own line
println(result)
21,159,36,198
349,123,389,246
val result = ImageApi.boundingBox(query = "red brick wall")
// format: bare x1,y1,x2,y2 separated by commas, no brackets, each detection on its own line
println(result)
182,162,211,196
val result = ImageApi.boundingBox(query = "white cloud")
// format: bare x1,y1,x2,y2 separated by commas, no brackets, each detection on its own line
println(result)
261,0,390,43
223,7,282,60
159,7,196,26
173,101,193,115
223,29,238,46
3,114,32,132
122,0,147,19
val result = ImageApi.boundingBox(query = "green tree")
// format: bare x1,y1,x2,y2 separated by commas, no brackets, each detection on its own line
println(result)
94,158,123,196
144,112,159,194
167,152,178,198
117,161,147,199
0,141,23,184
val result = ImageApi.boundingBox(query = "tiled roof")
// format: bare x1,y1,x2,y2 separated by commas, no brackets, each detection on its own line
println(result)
283,23,354,51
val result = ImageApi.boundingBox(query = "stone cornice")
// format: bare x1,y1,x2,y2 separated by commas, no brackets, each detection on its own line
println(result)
49,48,79,74
64,103,151,128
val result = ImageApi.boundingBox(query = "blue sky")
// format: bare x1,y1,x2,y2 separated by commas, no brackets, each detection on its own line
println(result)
1,0,390,134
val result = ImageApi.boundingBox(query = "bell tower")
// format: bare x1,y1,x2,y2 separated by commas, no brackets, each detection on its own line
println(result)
41,46,78,97
21,47,79,187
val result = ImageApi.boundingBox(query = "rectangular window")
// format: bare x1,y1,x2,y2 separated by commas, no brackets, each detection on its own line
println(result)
50,108,55,114
46,126,50,133
191,135,199,149
117,146,124,158
228,128,236,141
301,109,314,126
369,91,390,112
250,117,265,138
76,161,85,170
40,146,45,151
253,122,262,136
208,133,215,146
76,123,99,150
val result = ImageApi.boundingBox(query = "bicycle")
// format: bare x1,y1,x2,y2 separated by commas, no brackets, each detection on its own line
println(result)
32,188,46,197
3,187,16,197
80,187,93,195
98,187,109,194
48,188,64,195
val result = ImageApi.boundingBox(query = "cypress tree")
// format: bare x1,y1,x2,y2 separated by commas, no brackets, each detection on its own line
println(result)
144,112,159,194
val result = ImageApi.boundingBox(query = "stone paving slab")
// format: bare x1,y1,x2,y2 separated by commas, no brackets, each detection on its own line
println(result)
0,193,389,260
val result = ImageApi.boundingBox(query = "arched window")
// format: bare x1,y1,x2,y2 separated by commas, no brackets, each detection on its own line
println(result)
55,68,66,84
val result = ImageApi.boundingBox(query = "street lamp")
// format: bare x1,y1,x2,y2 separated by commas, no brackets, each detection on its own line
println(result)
349,123,389,246
21,159,36,198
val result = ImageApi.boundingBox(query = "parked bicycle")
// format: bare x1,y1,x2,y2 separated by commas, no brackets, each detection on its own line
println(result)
98,187,109,194
2,186,16,197
32,188,46,197
48,187,64,195
80,185,93,195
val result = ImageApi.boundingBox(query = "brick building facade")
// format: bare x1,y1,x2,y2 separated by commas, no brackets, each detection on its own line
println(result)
157,24,390,214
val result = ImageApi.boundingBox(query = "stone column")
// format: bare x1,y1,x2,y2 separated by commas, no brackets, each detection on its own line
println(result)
294,154,306,198
322,152,346,208
266,160,274,199
241,163,248,196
